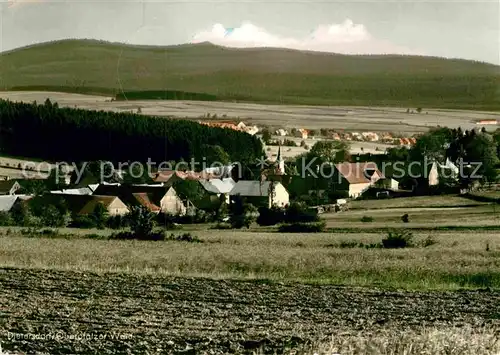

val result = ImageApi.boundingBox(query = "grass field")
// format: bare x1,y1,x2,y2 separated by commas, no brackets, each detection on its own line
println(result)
1,39,499,110
1,229,500,290
349,195,486,210
2,91,498,134
2,194,500,353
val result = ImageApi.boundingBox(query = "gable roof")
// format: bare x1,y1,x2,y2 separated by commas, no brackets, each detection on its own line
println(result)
132,193,161,212
153,170,216,183
92,184,168,210
0,196,18,212
0,180,20,194
230,181,283,197
334,162,385,185
50,188,93,195
199,178,236,194
78,195,125,215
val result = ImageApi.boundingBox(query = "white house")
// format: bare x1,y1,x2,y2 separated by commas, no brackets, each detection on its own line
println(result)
159,187,187,215
333,162,384,198
78,196,130,216
229,180,289,208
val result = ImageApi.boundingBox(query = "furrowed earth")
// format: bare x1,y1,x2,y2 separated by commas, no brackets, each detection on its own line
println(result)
1,268,499,354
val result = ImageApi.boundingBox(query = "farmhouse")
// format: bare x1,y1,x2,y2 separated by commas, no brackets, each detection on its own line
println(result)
331,162,384,198
78,196,129,216
92,184,188,215
199,178,236,203
229,180,289,208
0,180,21,195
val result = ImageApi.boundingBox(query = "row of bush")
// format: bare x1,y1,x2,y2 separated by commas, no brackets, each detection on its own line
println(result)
330,231,436,249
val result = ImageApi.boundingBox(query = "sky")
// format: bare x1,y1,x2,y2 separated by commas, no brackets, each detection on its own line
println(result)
0,0,498,64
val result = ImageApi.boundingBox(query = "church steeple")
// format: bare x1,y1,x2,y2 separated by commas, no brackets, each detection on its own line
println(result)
277,144,285,175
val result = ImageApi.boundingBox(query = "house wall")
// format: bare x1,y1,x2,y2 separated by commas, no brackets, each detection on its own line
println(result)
348,183,372,198
160,190,187,215
428,163,439,186
272,183,290,207
107,199,130,216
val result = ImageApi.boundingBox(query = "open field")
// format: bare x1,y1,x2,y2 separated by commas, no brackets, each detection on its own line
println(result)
1,267,499,354
324,204,500,229
349,195,487,210
1,91,499,135
1,39,499,110
2,229,500,289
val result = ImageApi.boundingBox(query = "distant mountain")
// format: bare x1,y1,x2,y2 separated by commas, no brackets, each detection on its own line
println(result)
1,39,499,109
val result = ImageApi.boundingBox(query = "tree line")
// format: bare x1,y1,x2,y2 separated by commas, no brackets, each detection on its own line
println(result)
0,99,263,165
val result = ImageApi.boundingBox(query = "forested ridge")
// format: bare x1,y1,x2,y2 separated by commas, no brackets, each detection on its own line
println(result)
0,99,263,164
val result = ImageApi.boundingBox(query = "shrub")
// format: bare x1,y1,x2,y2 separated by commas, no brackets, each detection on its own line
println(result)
40,205,71,228
282,139,297,147
361,216,374,223
128,206,156,237
229,199,257,229
285,202,319,223
0,212,14,226
84,233,105,240
70,215,97,229
339,240,360,248
167,233,203,243
278,221,326,233
421,235,437,247
257,206,285,226
110,231,165,241
382,230,414,249
211,222,232,230
107,215,129,230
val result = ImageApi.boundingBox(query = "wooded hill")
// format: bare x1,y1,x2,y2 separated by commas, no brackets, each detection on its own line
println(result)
1,39,499,110
0,99,263,164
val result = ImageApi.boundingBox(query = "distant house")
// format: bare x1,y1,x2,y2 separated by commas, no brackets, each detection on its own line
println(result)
93,184,188,215
229,180,289,208
362,132,379,142
0,180,21,195
476,120,498,125
78,195,129,216
331,132,341,141
384,158,459,192
331,162,384,199
294,129,309,140
155,187,187,215
153,170,215,185
276,129,288,136
351,132,362,141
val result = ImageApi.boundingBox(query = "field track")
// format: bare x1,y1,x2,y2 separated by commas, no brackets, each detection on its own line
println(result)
1,268,499,354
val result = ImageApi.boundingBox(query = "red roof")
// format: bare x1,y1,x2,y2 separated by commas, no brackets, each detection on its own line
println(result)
153,170,216,183
132,193,161,212
334,162,385,184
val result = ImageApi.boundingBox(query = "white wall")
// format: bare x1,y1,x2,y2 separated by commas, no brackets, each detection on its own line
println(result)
348,183,371,198
271,183,290,207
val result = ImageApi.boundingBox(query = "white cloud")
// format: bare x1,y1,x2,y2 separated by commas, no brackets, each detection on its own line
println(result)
192,19,421,55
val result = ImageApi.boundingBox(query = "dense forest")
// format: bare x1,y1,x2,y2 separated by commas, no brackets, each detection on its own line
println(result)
0,99,263,165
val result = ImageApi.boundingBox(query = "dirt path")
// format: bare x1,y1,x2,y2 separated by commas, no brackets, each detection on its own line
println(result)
1,268,499,354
